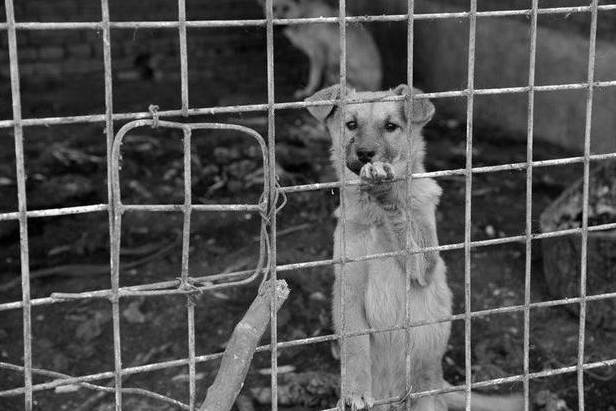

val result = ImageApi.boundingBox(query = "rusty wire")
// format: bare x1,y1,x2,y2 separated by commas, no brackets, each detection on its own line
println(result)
1,1,616,410
522,1,539,409
403,0,415,409
463,1,477,408
577,1,600,409
3,81,616,129
3,0,33,408
1,4,616,31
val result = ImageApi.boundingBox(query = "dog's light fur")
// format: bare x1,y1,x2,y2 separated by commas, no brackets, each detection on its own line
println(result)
259,0,382,98
306,85,524,411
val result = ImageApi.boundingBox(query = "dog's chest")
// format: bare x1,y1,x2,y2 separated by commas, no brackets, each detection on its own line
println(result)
365,281,403,331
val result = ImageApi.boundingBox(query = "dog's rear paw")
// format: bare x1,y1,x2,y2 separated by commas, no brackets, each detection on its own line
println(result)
338,393,375,410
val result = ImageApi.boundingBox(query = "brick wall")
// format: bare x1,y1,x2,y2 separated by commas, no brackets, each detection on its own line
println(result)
1,0,315,118
1,0,268,82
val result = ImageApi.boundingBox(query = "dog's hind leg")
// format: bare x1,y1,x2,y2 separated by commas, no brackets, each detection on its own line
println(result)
333,221,375,410
333,262,374,410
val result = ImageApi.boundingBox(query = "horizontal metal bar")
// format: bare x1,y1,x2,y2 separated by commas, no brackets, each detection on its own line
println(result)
2,151,616,222
2,327,615,398
2,4,616,31
0,204,108,221
28,221,616,301
0,203,262,221
2,81,616,129
280,152,616,193
1,221,615,312
121,203,263,213
320,356,616,410
1,151,615,223
0,362,189,409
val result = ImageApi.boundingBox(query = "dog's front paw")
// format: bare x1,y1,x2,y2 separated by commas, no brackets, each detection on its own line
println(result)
338,393,375,410
359,161,394,183
359,161,395,201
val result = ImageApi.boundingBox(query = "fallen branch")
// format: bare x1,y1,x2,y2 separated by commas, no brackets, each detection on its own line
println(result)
199,279,290,411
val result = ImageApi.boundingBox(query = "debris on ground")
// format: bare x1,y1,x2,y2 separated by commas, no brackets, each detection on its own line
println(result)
551,161,616,230
534,389,572,411
250,371,339,408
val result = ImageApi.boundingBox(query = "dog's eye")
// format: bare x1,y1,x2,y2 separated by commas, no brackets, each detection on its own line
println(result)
346,121,357,130
384,122,399,132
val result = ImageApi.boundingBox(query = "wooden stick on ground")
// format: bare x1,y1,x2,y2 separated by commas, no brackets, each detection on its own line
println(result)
199,279,290,411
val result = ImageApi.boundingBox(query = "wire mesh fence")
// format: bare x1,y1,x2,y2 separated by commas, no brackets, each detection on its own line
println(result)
1,0,616,410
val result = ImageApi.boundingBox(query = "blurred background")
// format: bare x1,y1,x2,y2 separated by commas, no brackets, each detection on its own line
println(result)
0,0,615,410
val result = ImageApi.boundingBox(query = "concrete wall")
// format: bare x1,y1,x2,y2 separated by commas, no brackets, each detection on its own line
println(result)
350,0,616,155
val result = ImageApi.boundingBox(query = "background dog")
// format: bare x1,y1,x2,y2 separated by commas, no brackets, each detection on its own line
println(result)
259,0,382,98
306,85,524,411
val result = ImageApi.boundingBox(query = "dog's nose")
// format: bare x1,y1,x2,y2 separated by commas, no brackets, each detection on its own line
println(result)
356,149,375,164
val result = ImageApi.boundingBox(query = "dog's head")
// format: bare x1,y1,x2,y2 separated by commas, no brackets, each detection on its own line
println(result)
257,0,305,19
305,84,435,176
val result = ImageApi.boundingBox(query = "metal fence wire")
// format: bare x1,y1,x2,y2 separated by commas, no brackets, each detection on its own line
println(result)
2,0,616,410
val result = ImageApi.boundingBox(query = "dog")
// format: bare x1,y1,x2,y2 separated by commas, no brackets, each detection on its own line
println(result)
306,84,524,411
259,0,382,98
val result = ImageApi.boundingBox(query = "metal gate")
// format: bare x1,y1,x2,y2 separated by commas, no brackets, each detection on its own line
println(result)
1,0,616,410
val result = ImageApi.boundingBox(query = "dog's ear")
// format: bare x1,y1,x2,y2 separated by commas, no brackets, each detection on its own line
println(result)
305,84,341,122
394,84,435,126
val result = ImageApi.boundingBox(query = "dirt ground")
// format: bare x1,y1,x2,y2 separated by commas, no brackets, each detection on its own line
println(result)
1,30,616,411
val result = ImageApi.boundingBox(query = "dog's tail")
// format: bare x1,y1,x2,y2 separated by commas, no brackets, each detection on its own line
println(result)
441,382,524,411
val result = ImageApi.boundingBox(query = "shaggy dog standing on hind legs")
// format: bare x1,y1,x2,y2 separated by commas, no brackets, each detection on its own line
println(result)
305,84,524,411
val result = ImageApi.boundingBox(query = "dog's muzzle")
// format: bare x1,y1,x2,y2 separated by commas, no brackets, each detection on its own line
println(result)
346,142,375,175
345,142,364,175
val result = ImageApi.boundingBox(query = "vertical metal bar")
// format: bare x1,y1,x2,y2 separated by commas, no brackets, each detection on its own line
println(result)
264,0,278,409
464,1,477,410
180,128,196,410
404,0,415,409
186,305,196,410
178,0,189,116
578,1,598,410
4,0,32,409
337,0,349,406
100,1,122,409
523,1,538,410
179,1,194,408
